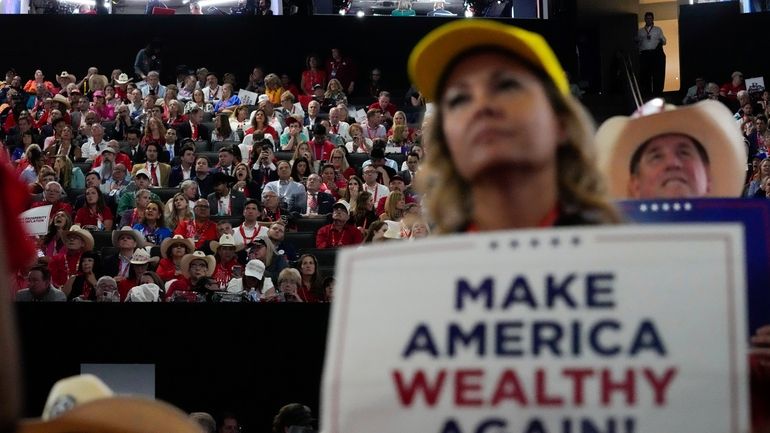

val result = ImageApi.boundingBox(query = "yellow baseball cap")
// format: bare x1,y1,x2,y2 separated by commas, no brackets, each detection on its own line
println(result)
408,19,569,102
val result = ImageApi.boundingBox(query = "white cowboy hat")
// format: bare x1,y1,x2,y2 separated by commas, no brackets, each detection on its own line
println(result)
15,374,205,433
129,248,159,265
111,226,148,248
115,73,133,85
210,233,244,254
160,235,195,258
595,99,747,199
62,225,95,251
180,251,216,278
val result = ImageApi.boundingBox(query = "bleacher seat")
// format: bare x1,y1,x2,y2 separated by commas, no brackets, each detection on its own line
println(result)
198,151,220,166
194,140,211,153
387,153,406,169
202,112,214,123
318,266,336,279
74,161,92,175
201,122,215,136
152,187,179,203
284,232,316,250
67,188,85,204
92,231,113,250
295,217,328,233
274,151,293,162
347,153,369,169
212,141,240,152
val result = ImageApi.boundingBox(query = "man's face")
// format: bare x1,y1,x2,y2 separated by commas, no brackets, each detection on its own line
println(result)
363,168,377,183
118,234,137,250
644,14,653,26
268,224,284,242
86,174,100,188
194,200,210,218
131,89,142,102
757,119,768,134
262,192,278,209
329,109,339,124
306,174,321,192
206,75,218,87
183,149,196,165
145,146,158,162
332,207,349,224
147,74,159,87
313,132,326,144
277,162,291,179
629,134,710,199
44,184,62,203
406,156,419,171
389,180,405,192
113,165,127,181
143,96,155,109
66,235,84,251
27,270,49,297
332,48,341,60
135,175,150,189
191,110,203,124
79,97,90,110
196,158,209,173
217,223,233,236
18,118,30,132
378,95,390,107
214,181,228,196
11,76,20,87
368,114,381,127
308,101,319,116
218,151,234,168
243,203,260,221
127,133,139,147
165,129,177,144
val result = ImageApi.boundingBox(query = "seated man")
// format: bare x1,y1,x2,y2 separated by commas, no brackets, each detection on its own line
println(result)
376,175,415,216
267,221,297,263
116,170,160,214
233,199,269,246
211,233,244,290
48,225,94,288
367,91,397,124
264,160,306,214
166,251,216,300
315,200,363,248
16,265,66,302
596,99,747,199
207,172,246,217
131,142,171,187
174,198,218,250
169,142,196,188
361,143,399,174
299,173,334,216
31,181,73,218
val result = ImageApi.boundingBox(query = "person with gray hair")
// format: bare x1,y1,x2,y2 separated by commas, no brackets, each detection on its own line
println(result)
141,70,166,98
189,412,217,433
95,276,120,302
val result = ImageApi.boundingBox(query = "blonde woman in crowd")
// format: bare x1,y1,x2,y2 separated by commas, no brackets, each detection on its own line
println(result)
409,20,618,232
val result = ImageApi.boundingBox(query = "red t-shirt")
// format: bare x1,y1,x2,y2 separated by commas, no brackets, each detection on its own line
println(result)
315,223,363,248
368,102,397,117
48,250,82,288
174,220,217,249
74,206,114,228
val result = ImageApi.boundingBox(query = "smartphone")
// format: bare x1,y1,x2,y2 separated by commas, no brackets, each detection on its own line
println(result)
231,265,243,278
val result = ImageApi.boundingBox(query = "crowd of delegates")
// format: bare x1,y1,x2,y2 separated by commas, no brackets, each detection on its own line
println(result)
1,57,431,303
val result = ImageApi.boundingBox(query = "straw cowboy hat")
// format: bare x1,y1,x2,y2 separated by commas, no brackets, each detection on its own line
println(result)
62,225,94,252
180,251,216,278
51,94,70,108
129,248,159,266
210,234,245,254
111,226,147,248
160,235,195,258
88,74,109,90
595,99,747,199
115,73,132,85
15,374,205,433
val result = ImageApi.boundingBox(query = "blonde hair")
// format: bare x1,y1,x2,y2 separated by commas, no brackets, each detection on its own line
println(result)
325,79,343,98
277,267,302,285
382,191,405,220
55,155,74,189
166,192,193,229
418,53,619,233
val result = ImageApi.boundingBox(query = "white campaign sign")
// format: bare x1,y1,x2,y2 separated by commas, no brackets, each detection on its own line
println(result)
238,89,258,106
20,205,51,236
322,224,749,433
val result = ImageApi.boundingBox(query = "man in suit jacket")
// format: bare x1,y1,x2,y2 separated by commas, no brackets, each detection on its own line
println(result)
293,173,334,215
131,142,171,187
176,107,209,144
207,172,246,217
125,128,146,165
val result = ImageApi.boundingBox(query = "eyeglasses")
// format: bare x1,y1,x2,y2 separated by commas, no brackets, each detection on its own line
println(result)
190,263,208,269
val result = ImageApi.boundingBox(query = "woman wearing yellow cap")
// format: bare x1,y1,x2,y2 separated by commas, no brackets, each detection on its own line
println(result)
409,20,618,233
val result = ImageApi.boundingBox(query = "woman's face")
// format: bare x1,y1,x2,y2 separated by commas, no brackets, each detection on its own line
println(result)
330,81,340,92
396,199,405,209
237,108,247,121
300,256,315,276
53,211,68,227
62,127,72,140
394,112,406,125
184,184,197,199
53,158,62,171
173,195,187,210
309,57,318,68
440,52,563,182
280,281,298,294
366,196,374,210
81,258,94,273
194,90,204,103
762,160,770,176
172,244,187,258
140,274,154,285
86,187,99,204
145,203,160,221
348,180,360,193
296,161,308,174
255,111,265,123
412,223,428,238
235,164,248,180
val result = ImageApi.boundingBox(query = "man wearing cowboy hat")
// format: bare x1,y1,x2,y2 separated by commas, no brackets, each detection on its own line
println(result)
47,225,95,288
102,226,147,282
114,73,132,101
207,172,246,217
211,234,245,290
166,251,216,300
596,99,747,200
16,265,67,302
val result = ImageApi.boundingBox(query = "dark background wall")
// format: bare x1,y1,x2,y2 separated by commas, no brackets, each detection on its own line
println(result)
15,304,331,433
0,15,574,101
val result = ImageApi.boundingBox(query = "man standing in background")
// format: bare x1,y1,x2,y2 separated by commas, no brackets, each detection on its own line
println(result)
637,12,666,98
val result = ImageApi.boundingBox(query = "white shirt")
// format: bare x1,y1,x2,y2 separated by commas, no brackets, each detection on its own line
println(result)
217,194,232,216
346,138,374,154
202,85,222,102
363,183,389,204
81,139,108,160
145,161,162,187
637,25,666,51
362,122,387,140
164,142,175,160
233,223,268,246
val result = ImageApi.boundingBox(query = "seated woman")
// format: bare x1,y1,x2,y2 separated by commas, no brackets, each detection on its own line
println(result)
233,162,261,199
279,91,305,119
211,234,244,290
345,123,373,154
74,186,114,231
324,79,347,110
387,110,415,146
229,105,250,137
39,210,73,260
290,157,313,184
291,142,316,171
341,175,363,212
142,117,166,149
328,147,357,180
103,85,122,109
54,155,85,191
165,192,194,231
132,199,173,246
244,108,279,144
379,190,405,221
319,163,346,199
262,267,303,302
297,253,323,303
264,73,285,106
138,271,166,300
362,220,388,244
91,90,115,122
156,235,195,283
211,113,239,143
47,125,81,162
301,54,326,96
213,83,241,113
351,191,376,233
166,100,187,130
184,89,214,115
63,251,102,301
